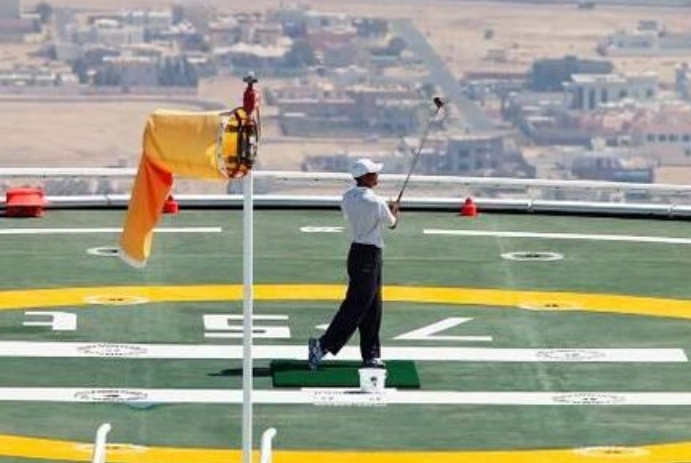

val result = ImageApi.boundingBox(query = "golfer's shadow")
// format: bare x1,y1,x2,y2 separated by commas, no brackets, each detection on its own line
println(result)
208,366,272,377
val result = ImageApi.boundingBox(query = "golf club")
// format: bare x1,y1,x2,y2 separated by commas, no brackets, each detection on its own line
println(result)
395,97,447,204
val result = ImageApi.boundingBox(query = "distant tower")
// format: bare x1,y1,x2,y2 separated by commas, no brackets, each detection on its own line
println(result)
0,0,21,19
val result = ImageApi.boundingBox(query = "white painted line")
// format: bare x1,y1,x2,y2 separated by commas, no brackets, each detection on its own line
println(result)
0,227,222,235
424,229,691,245
1,388,691,406
0,342,685,362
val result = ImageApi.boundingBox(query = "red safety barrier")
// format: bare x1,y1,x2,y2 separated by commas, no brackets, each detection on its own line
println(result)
5,187,46,217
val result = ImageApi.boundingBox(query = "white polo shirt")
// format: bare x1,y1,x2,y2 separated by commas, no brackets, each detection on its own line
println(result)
341,186,397,249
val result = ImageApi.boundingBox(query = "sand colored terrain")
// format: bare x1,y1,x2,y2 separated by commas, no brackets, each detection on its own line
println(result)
3,1,690,185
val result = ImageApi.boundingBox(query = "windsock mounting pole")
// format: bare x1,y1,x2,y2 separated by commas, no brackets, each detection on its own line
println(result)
241,73,259,463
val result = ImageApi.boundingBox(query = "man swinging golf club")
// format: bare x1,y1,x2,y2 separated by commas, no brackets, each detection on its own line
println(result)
308,158,399,370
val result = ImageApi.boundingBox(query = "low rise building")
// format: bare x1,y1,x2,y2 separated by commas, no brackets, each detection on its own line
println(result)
102,54,158,87
0,65,79,88
569,149,654,183
0,17,34,43
400,131,532,177
72,19,144,48
120,9,173,34
209,18,240,48
631,106,691,165
600,22,691,56
565,72,657,111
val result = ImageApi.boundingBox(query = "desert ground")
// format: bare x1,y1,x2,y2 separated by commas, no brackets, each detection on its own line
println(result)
2,1,691,185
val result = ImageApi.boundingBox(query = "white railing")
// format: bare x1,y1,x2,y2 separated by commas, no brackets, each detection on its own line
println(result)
85,422,275,463
91,423,112,463
259,427,278,463
1,167,691,217
1,167,691,193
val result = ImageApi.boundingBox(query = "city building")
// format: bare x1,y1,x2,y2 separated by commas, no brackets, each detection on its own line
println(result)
565,73,658,111
102,54,158,87
632,106,691,165
0,0,33,43
599,21,691,56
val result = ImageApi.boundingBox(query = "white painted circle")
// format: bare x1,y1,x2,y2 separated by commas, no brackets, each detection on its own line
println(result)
73,389,149,403
77,343,148,357
74,443,147,454
573,446,649,457
551,393,626,405
518,301,581,311
501,251,563,262
86,246,120,257
310,389,387,407
84,295,149,306
535,349,606,361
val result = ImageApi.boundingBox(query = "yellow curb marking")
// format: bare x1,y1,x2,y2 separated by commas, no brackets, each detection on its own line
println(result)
0,284,690,463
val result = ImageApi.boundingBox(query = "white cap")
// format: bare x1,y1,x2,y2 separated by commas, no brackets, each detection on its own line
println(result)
351,158,383,178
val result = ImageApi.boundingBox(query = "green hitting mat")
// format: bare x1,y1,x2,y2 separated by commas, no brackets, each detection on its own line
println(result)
270,359,420,388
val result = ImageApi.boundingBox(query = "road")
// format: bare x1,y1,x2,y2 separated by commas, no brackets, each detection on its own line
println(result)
391,18,497,132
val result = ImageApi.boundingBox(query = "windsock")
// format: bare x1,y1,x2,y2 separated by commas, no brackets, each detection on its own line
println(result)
118,108,250,267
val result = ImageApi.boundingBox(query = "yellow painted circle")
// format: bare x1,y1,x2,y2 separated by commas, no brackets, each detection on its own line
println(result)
2,284,691,320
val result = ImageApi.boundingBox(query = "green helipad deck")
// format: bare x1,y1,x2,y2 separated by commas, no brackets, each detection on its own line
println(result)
1,209,691,463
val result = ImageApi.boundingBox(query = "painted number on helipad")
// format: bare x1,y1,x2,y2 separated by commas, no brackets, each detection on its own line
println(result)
395,317,492,342
203,314,291,338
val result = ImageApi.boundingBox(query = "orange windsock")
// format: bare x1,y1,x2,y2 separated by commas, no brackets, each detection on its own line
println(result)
119,109,237,267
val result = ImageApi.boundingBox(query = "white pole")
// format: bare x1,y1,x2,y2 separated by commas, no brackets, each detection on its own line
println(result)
242,170,254,463
91,423,111,463
259,428,278,463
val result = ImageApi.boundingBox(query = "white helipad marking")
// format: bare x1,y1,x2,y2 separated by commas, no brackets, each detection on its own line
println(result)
0,342,685,362
424,229,691,245
1,388,691,405
0,227,222,235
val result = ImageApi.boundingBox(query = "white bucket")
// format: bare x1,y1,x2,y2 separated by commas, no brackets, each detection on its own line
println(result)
358,368,387,393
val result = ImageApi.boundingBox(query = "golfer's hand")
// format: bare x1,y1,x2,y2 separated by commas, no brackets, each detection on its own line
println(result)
388,200,400,217
387,200,399,229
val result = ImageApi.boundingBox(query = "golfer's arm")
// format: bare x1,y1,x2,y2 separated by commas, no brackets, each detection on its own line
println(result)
386,208,398,229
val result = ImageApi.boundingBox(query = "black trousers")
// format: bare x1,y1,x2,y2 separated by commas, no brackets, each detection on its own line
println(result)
320,243,383,361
